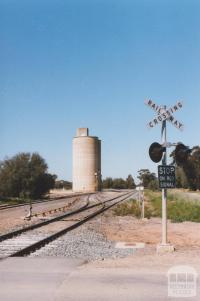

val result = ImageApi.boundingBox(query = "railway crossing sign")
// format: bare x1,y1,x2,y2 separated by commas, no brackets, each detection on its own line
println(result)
144,98,185,253
158,165,176,189
145,99,184,131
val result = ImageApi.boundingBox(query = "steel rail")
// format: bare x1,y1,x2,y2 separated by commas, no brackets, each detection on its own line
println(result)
0,191,132,243
10,191,134,257
0,191,135,259
0,192,94,211
0,197,90,243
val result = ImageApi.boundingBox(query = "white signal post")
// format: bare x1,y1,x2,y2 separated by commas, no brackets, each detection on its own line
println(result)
141,190,144,219
161,109,168,246
136,186,144,219
145,100,184,253
158,114,174,252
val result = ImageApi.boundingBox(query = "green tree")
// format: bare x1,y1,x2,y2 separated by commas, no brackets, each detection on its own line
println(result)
126,174,136,189
102,177,113,189
170,145,200,190
0,153,56,199
137,169,157,188
148,178,159,191
175,166,188,188
190,146,200,190
55,180,72,190
112,178,127,189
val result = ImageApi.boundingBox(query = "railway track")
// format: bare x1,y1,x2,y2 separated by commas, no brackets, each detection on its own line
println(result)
0,191,135,259
0,192,94,211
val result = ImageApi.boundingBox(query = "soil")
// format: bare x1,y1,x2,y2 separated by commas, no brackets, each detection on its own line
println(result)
88,209,200,268
98,213,200,250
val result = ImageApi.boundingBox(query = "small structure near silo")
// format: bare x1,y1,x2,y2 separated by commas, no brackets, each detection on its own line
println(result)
72,128,101,192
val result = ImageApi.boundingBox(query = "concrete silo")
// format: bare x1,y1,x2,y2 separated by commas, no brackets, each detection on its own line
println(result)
72,128,101,192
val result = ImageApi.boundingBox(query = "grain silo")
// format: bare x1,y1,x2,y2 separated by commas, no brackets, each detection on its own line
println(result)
72,128,101,192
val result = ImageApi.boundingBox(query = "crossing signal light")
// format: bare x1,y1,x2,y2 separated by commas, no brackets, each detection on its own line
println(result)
149,142,166,163
175,143,191,165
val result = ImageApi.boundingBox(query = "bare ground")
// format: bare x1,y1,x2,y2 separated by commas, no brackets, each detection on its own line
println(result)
98,214,200,250
85,208,200,268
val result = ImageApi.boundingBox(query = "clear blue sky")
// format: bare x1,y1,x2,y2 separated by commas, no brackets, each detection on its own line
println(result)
1,0,200,182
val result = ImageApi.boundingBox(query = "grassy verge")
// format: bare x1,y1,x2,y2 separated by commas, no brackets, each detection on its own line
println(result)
113,198,152,219
0,198,32,206
145,190,200,223
113,191,200,222
113,199,141,217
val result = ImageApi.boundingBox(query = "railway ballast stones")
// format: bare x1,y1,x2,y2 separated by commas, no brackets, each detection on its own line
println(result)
30,228,135,261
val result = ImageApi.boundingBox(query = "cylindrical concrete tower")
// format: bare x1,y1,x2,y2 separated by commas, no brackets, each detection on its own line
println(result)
72,128,101,192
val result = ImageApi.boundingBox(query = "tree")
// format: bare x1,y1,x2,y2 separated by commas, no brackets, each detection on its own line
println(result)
170,145,200,190
148,178,159,191
102,177,132,189
175,166,188,188
126,174,136,189
189,146,200,190
112,178,127,189
137,169,157,188
102,177,113,189
55,180,72,190
0,153,56,199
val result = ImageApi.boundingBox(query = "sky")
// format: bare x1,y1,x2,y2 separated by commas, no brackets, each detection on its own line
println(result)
1,0,200,182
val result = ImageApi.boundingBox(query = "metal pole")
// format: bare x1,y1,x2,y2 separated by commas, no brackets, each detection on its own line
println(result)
25,198,32,220
161,115,167,245
138,189,141,205
29,199,32,219
141,191,144,219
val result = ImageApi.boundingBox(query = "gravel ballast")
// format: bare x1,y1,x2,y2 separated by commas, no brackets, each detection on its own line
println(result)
30,227,135,261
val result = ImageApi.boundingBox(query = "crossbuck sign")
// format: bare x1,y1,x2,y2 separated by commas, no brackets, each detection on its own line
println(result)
145,99,184,131
145,98,185,252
